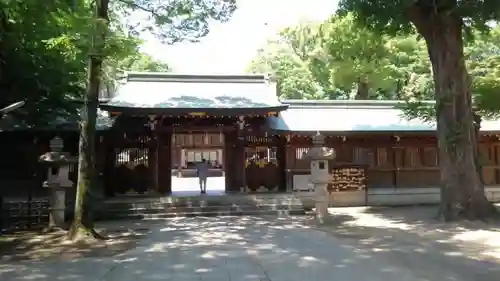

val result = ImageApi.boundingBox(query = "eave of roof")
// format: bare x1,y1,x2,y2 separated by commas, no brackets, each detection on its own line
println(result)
0,101,25,114
0,109,115,132
99,105,288,116
101,72,286,115
266,99,500,133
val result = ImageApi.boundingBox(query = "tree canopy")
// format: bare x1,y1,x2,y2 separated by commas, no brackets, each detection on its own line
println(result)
248,14,500,106
0,0,171,126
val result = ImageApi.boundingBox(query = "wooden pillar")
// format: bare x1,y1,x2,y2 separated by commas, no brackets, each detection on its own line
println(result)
223,131,235,192
233,137,245,192
157,131,172,194
148,135,157,192
393,147,403,188
277,136,287,192
224,130,245,193
103,131,116,197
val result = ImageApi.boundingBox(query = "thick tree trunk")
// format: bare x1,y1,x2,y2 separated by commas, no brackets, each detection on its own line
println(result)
472,112,484,185
68,0,109,240
355,77,369,99
410,8,495,221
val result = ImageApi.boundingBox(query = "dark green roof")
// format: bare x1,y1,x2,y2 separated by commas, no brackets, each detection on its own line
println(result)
0,109,115,131
100,72,287,115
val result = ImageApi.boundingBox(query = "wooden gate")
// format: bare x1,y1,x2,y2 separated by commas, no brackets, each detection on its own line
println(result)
111,133,153,194
244,136,280,192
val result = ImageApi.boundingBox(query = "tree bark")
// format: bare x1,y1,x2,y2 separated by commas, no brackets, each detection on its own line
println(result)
410,7,495,221
355,77,369,99
472,112,484,185
68,0,109,240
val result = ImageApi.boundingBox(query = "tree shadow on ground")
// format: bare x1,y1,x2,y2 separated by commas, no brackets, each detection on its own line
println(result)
0,220,156,262
313,205,500,280
90,214,500,281
3,212,500,281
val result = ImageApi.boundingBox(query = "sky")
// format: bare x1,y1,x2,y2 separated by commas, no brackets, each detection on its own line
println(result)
140,0,339,73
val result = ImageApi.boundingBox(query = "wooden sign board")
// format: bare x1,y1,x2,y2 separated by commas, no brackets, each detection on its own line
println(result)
188,112,206,116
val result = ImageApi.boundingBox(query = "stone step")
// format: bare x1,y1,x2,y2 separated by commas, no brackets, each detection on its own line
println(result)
104,194,302,205
115,204,303,213
103,202,305,209
98,208,306,220
103,203,304,213
97,194,306,220
104,200,303,209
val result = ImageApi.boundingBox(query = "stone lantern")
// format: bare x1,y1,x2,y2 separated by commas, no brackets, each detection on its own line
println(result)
303,132,335,223
39,136,77,229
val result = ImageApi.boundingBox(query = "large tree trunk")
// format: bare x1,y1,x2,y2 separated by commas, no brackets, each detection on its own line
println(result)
472,112,484,185
355,77,369,99
410,8,495,221
68,0,109,240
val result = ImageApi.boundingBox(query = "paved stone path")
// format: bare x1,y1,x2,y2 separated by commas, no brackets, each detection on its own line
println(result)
2,215,500,281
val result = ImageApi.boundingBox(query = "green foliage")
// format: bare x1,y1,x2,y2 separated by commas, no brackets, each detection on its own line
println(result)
337,0,500,35
467,28,500,118
112,0,236,43
0,0,190,127
246,34,326,100
248,13,500,123
401,27,500,121
247,14,434,101
0,0,86,125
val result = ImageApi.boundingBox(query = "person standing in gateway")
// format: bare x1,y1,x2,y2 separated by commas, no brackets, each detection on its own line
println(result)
196,158,210,194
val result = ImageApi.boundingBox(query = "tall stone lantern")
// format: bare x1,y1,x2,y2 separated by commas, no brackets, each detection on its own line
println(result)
39,136,77,229
303,132,335,223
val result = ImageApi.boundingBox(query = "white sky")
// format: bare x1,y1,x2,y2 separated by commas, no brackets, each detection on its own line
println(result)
140,0,339,73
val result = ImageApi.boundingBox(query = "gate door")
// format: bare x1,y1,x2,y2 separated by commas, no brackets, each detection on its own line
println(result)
244,136,279,192
112,134,152,194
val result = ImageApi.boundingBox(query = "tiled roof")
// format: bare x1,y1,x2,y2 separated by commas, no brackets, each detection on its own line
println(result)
267,100,500,132
102,72,285,112
7,99,499,133
0,109,114,131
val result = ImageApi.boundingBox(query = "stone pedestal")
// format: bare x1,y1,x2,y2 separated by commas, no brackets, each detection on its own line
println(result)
48,184,66,227
314,183,329,222
56,166,73,189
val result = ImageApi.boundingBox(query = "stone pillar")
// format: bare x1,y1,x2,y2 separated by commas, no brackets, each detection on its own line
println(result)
43,168,66,227
50,186,66,226
314,179,329,222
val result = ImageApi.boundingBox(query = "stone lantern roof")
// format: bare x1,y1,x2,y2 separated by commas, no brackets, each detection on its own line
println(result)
303,132,335,160
39,152,77,164
39,136,77,164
